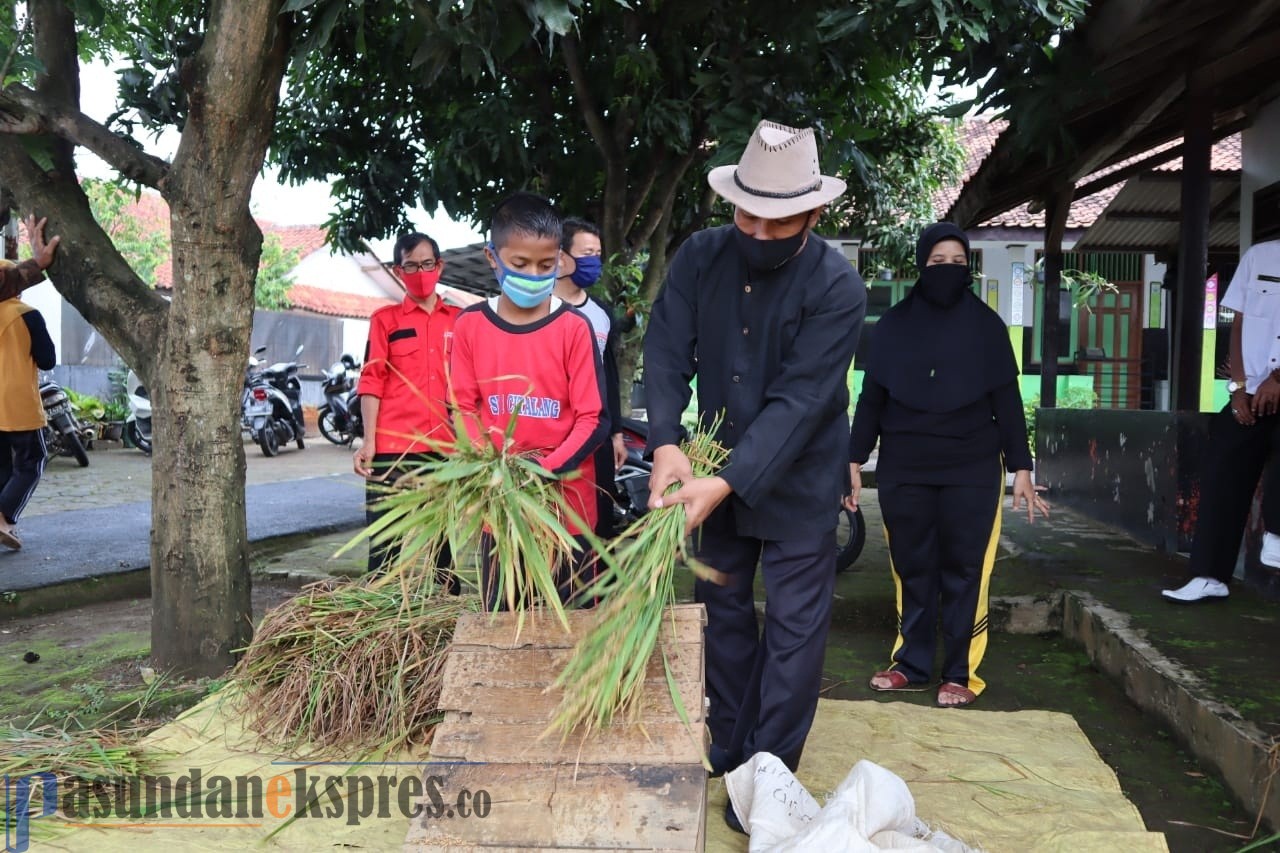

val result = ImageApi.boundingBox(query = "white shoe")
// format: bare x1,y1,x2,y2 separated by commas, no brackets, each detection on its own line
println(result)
1161,577,1229,603
1261,533,1280,568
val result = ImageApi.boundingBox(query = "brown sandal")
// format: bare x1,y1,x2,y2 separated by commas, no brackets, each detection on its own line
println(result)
936,682,977,707
869,670,930,692
0,528,20,551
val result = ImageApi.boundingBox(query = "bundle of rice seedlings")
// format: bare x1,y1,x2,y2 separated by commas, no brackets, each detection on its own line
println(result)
233,570,477,753
546,425,729,749
340,413,588,633
1,724,153,817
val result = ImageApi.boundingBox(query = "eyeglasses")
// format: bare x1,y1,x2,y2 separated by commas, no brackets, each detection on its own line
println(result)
399,260,439,273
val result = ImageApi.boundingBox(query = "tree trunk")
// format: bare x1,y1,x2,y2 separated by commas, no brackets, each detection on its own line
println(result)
149,0,290,677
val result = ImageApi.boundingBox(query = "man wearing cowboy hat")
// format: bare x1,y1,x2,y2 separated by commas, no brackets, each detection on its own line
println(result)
643,120,865,820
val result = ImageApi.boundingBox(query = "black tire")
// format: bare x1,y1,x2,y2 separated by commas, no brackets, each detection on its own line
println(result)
65,430,90,468
317,407,352,446
128,422,153,456
835,505,865,573
257,424,280,457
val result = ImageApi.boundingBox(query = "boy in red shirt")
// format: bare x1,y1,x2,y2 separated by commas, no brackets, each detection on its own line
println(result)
354,231,460,586
449,193,606,607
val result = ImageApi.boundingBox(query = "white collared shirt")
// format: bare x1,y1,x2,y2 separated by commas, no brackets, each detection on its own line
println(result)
1221,241,1280,393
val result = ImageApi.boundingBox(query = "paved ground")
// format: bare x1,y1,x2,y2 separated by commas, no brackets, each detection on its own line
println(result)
1,440,366,592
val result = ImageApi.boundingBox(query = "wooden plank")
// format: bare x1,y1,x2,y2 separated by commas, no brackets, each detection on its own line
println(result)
451,605,705,650
437,643,703,692
436,678,704,726
430,719,707,766
403,763,705,850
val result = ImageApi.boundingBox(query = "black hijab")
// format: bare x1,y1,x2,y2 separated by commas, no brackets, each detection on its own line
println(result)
864,223,1019,413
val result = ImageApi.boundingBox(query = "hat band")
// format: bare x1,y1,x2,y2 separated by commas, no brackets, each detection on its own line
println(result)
733,169,823,200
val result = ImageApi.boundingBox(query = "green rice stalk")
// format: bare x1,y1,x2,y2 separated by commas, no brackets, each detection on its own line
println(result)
232,570,478,754
335,408,588,634
1,724,155,819
545,424,729,744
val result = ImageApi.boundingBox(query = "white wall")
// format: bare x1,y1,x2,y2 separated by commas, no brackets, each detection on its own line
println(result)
1242,95,1280,252
20,279,64,355
342,318,370,363
291,249,392,298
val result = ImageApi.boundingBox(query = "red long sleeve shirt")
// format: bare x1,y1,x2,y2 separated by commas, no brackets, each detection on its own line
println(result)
450,298,607,534
358,295,459,455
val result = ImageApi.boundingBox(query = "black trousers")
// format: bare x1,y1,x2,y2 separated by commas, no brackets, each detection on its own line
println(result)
694,503,836,773
878,469,1003,695
0,429,46,525
1189,405,1280,584
365,452,458,592
479,532,597,611
592,439,618,540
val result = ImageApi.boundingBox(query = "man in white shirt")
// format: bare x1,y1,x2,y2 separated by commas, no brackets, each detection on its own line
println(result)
1164,239,1280,603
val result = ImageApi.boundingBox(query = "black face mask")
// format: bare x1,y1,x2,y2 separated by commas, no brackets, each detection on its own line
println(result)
916,263,972,307
734,223,808,272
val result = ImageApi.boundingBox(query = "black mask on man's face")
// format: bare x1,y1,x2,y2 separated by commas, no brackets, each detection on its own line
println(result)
916,263,972,307
733,213,813,272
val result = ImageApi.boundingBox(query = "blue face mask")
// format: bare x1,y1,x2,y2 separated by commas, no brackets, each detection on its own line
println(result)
489,242,557,308
569,254,604,288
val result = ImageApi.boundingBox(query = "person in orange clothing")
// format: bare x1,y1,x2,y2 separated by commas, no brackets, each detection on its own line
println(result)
352,231,460,585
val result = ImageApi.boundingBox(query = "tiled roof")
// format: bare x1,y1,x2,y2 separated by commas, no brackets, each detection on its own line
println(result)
285,284,395,319
946,120,1243,230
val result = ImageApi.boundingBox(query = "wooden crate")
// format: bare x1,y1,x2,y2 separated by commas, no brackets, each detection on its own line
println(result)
403,604,708,851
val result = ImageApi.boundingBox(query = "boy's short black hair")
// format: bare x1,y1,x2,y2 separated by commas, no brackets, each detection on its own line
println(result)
561,218,601,253
393,232,441,266
489,192,562,250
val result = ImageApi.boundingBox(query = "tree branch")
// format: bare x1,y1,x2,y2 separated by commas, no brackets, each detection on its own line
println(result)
31,0,79,180
0,84,170,188
561,32,628,255
561,33,620,163
632,144,699,251
0,136,167,370
622,156,660,236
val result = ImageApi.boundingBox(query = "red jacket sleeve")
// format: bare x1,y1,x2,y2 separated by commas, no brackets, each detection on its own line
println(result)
447,312,487,448
358,309,391,399
542,314,606,474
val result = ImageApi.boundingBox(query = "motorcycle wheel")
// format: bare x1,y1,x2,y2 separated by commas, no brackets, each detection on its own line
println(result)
128,421,153,456
835,505,866,573
65,430,90,468
257,424,280,457
318,407,352,446
295,427,305,450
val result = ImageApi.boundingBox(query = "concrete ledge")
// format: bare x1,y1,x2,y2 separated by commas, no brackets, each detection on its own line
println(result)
1062,591,1278,833
989,592,1064,634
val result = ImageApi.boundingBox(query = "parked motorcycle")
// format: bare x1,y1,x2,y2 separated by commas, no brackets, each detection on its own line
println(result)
125,369,153,455
39,377,92,467
242,344,307,457
317,354,363,446
612,416,865,573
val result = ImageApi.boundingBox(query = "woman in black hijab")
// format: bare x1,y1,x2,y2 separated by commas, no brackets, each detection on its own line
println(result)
847,222,1049,707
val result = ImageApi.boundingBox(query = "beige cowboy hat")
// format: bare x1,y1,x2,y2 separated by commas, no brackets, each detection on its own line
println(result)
707,120,847,219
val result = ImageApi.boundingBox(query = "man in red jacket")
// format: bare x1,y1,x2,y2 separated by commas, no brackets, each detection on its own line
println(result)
353,231,460,584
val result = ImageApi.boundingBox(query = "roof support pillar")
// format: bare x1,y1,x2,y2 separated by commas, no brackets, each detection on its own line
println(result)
1172,89,1213,412
1039,189,1074,408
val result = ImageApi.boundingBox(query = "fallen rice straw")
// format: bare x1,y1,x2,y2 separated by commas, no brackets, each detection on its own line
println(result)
233,569,477,754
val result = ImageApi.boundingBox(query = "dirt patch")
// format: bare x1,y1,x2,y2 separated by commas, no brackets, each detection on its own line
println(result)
0,580,302,730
